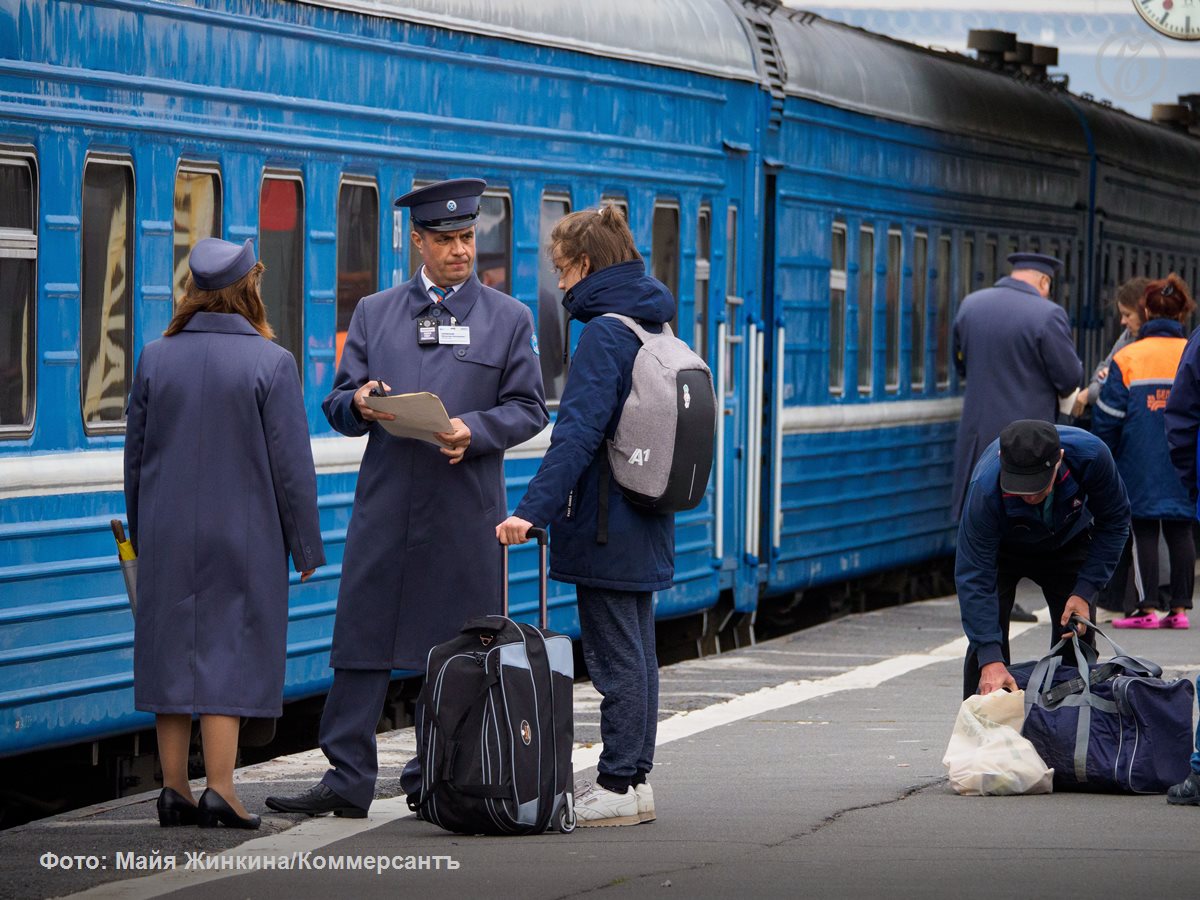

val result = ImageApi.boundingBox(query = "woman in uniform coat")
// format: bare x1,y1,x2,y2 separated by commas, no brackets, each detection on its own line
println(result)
1093,274,1196,629
124,238,325,829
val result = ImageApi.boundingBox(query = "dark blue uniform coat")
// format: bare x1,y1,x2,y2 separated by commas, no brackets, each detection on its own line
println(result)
956,426,1129,667
951,277,1083,517
324,272,547,671
124,313,325,717
1164,324,1200,511
513,260,676,591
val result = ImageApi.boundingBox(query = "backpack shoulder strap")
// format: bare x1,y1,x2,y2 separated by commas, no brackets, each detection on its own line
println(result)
601,312,663,343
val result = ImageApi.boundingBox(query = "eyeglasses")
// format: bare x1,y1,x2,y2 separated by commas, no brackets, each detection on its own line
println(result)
1162,283,1176,298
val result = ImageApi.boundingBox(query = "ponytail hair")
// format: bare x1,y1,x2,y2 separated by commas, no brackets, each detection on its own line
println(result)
549,204,642,277
1140,273,1195,324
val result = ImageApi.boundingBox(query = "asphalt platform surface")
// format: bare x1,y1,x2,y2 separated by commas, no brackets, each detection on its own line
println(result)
5,584,1200,900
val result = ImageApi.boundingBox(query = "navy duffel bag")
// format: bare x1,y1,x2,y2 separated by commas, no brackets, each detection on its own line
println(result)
1010,617,1194,793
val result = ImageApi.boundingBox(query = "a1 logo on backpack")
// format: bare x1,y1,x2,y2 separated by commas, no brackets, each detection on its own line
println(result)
602,314,716,512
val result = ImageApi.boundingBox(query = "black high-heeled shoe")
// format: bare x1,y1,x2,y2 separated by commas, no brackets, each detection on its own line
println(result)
157,788,199,827
197,788,261,830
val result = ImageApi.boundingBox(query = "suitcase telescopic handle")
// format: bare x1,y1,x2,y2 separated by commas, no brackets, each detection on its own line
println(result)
499,527,550,628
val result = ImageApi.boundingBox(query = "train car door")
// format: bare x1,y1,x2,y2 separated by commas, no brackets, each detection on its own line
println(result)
715,145,751,607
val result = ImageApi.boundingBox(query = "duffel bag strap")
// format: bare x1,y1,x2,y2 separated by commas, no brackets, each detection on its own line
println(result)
1068,615,1162,677
411,668,500,809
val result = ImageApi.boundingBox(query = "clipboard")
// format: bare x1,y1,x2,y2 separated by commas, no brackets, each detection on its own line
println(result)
363,391,453,444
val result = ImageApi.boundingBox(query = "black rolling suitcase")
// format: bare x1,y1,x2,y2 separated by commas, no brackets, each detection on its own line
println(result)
407,528,576,834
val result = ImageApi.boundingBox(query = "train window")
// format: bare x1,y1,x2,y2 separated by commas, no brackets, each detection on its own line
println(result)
173,165,222,303
961,234,975,293
602,194,629,228
81,156,134,431
936,235,953,389
0,154,36,433
335,177,379,367
911,231,927,393
724,205,740,396
1143,249,1152,278
885,228,902,393
982,237,997,287
1005,235,1019,264
829,222,847,396
1156,253,1164,277
653,202,681,337
695,205,711,359
1027,236,1041,253
476,192,512,294
857,226,875,395
259,173,304,372
538,193,571,403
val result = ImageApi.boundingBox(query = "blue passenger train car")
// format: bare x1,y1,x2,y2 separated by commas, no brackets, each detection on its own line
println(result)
1,0,1198,796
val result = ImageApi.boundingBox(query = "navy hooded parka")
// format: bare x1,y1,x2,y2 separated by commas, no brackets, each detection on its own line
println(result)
514,260,675,591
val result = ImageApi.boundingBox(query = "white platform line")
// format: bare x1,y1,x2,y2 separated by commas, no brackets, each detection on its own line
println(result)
69,617,1041,899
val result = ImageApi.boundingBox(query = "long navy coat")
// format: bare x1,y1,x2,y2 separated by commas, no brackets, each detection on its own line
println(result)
124,313,325,717
950,277,1083,518
323,272,548,671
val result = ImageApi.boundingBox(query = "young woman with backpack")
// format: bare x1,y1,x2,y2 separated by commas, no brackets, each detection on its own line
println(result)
496,205,676,827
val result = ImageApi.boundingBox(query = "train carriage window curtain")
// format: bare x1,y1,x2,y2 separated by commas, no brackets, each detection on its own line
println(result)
652,203,680,339
259,174,304,374
857,226,875,396
475,194,512,296
829,223,847,396
336,179,379,367
81,158,133,429
0,157,36,431
694,207,711,360
173,169,222,304
537,194,570,403
911,232,928,393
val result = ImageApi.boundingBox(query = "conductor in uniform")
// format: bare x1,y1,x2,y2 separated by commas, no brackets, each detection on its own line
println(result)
267,179,548,818
950,253,1083,520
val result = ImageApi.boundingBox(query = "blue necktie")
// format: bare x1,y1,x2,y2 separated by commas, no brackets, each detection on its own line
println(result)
430,285,451,303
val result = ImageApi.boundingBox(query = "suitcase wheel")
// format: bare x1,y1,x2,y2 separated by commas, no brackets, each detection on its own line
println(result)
556,802,577,834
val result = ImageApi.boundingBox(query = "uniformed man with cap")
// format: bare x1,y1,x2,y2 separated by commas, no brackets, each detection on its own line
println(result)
267,179,548,818
950,253,1084,521
955,419,1129,700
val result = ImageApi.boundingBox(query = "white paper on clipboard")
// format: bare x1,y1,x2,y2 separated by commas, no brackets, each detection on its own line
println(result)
363,392,453,444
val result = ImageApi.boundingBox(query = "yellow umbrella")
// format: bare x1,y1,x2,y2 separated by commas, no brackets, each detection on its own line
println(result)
110,519,137,614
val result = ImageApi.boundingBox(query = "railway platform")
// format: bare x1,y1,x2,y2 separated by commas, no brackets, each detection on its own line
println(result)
5,585,1200,900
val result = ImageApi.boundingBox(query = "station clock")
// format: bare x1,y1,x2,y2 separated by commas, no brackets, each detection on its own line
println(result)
1133,0,1200,40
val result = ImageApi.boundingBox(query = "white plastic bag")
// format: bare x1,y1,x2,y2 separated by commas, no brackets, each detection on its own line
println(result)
942,690,1054,796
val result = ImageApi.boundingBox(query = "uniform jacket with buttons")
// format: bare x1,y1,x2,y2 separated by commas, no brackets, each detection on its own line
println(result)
1164,323,1200,509
124,312,325,717
324,272,548,670
955,426,1129,668
513,260,676,592
951,277,1084,518
1092,318,1190,519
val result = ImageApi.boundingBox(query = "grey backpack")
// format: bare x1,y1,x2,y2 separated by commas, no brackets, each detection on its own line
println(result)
599,314,716,521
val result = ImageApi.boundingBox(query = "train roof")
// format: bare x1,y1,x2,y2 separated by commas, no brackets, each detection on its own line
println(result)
770,9,1200,182
769,10,1087,156
294,0,761,82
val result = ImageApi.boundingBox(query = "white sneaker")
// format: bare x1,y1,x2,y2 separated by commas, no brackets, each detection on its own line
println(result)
634,782,655,823
573,782,639,827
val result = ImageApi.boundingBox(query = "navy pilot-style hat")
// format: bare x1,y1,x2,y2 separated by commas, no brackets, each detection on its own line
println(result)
394,178,486,232
1007,252,1064,278
189,238,257,291
999,419,1061,495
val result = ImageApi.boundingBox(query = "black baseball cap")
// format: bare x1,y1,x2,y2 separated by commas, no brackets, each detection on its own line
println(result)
999,420,1061,495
